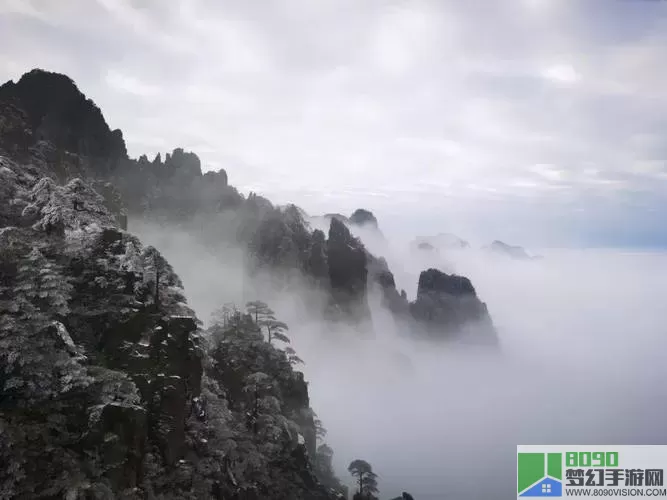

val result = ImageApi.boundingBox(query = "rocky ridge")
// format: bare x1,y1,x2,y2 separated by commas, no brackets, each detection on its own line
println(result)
0,77,346,498
0,66,501,499
0,68,497,344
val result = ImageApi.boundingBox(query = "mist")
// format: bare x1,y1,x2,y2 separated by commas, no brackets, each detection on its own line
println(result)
130,217,667,500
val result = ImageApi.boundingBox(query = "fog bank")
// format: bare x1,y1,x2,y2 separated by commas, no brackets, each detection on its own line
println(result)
131,218,667,499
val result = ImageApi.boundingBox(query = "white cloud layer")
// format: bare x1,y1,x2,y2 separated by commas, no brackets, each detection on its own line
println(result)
2,0,667,246
132,218,667,499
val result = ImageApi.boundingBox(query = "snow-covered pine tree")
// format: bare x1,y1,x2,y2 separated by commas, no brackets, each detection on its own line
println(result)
15,247,72,315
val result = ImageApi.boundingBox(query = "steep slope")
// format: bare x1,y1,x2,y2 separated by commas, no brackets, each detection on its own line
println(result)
0,69,126,175
0,151,344,498
410,269,497,345
0,68,498,344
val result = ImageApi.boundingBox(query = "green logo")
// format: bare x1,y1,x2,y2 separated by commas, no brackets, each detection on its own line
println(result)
517,453,563,497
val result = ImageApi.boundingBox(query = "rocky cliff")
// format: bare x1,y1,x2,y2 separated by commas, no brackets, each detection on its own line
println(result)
0,97,344,499
410,269,497,344
0,66,501,497
1,68,498,343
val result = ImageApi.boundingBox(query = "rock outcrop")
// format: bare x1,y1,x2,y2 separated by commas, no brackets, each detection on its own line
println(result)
326,217,370,321
0,69,127,164
410,268,497,344
0,156,206,497
305,229,329,286
0,66,502,499
349,208,378,228
366,253,410,315
0,67,498,343
0,126,343,499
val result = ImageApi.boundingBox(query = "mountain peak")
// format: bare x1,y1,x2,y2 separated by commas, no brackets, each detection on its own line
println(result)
0,68,127,161
349,208,378,228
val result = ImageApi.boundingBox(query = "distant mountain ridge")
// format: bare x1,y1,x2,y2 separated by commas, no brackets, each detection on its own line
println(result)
484,240,542,260
413,232,541,261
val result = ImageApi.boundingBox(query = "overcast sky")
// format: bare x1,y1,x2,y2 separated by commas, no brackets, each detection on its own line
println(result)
2,0,667,248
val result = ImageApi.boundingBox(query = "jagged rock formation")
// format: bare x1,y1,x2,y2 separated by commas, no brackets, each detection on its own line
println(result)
305,229,329,287
0,68,498,341
318,208,378,230
203,314,347,500
322,213,349,224
0,140,343,498
0,156,203,497
0,65,502,500
0,69,127,172
0,70,242,220
326,218,370,321
410,268,497,344
366,253,410,315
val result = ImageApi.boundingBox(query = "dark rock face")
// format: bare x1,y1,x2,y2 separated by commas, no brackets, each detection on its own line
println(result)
417,268,477,297
165,147,202,178
0,70,243,219
306,229,329,286
205,314,346,500
367,254,410,315
0,157,206,497
1,68,502,495
326,218,370,320
247,204,314,282
115,147,239,218
0,152,341,499
349,208,378,228
0,69,350,500
0,69,127,162
1,68,500,348
0,100,32,159
323,213,349,224
410,268,497,343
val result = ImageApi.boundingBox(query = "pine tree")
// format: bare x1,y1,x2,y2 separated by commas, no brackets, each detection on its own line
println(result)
284,347,304,366
313,412,327,441
211,302,238,328
244,301,293,346
348,459,379,499
265,318,290,345
245,300,275,327
15,247,72,315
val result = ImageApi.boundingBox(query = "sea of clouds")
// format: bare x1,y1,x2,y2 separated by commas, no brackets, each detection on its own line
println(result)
132,218,667,499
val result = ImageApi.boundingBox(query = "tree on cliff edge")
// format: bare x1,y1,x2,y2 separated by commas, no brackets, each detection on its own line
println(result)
348,459,379,499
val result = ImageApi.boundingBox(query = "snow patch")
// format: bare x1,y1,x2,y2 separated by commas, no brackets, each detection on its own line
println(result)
54,321,77,354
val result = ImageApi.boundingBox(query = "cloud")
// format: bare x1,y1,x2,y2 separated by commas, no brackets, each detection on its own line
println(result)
541,63,580,84
130,217,667,499
1,0,667,246
105,70,162,97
